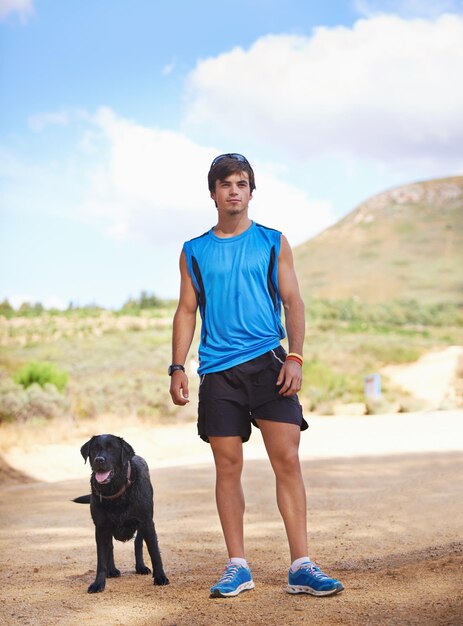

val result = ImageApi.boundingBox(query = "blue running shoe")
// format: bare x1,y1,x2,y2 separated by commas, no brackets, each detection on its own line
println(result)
287,562,344,596
210,562,255,598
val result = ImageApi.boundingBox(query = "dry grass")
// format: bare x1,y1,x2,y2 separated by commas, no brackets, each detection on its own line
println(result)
0,310,173,348
294,176,463,304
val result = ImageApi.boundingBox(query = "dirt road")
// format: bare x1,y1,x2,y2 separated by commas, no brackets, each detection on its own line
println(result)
381,346,463,409
0,413,462,626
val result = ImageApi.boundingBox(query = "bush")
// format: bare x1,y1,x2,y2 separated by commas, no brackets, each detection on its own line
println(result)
17,302,45,317
302,359,352,409
121,290,168,314
0,381,27,422
0,299,14,319
0,380,70,422
14,361,68,392
305,298,463,328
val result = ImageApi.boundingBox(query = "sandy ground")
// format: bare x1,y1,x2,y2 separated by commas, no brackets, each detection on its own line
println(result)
0,410,462,626
0,347,462,625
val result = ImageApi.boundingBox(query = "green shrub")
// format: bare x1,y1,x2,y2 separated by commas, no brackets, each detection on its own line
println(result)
0,381,27,422
14,361,68,392
302,359,351,408
121,290,164,313
0,380,70,422
0,299,14,319
305,298,463,328
17,301,45,317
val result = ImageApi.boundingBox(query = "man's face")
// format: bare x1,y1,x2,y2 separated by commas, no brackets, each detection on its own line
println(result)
211,171,253,216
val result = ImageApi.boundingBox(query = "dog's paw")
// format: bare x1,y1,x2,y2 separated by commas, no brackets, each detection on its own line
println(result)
136,565,151,575
87,581,106,593
108,568,121,578
153,573,170,586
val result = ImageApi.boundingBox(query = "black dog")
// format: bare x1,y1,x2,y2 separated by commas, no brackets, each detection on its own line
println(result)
74,434,169,593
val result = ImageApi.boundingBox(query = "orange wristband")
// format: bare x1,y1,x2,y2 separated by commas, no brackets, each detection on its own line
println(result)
287,352,303,363
286,355,303,366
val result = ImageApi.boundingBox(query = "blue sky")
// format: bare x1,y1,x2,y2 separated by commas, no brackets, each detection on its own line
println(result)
1,0,462,309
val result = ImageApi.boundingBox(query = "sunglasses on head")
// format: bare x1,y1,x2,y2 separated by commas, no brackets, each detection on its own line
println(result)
210,153,250,168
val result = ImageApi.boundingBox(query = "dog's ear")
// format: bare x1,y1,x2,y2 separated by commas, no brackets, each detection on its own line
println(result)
80,437,95,464
119,437,135,465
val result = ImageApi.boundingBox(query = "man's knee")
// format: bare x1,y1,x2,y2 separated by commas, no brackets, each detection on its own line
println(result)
210,438,243,476
271,447,301,476
213,452,243,479
216,453,243,478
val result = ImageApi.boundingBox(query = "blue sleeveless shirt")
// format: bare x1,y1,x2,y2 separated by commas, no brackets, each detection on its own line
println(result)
183,221,285,374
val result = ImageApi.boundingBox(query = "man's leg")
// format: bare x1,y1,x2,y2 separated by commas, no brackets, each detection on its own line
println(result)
254,419,308,561
255,419,343,595
209,435,245,558
208,435,255,598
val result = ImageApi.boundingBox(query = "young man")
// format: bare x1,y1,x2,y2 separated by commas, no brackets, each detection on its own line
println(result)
169,153,343,598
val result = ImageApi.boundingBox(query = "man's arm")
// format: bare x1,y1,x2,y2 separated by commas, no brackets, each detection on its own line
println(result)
169,251,198,406
277,235,305,397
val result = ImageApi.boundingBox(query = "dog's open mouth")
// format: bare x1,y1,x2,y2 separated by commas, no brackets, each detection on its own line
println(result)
94,470,114,484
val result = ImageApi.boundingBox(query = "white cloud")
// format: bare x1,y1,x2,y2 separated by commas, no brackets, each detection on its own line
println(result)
80,107,215,243
4,108,333,246
28,111,70,132
0,0,33,22
78,107,334,245
251,169,334,245
162,59,176,76
185,14,463,168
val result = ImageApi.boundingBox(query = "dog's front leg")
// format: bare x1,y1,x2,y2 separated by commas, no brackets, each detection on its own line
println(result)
141,521,170,586
88,527,112,593
134,530,151,575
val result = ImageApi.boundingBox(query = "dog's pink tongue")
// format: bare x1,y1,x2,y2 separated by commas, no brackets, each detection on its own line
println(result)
95,470,111,483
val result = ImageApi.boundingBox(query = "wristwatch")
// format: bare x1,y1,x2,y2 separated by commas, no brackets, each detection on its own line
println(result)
168,364,185,376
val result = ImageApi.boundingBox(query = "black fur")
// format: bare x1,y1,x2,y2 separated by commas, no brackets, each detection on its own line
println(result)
73,434,169,593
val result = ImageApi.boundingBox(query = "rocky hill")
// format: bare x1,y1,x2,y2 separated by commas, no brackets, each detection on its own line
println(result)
294,176,463,304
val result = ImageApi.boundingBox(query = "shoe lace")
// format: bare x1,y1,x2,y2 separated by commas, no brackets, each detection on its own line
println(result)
298,563,329,580
217,564,240,584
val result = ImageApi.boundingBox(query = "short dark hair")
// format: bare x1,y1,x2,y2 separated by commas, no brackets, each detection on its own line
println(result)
208,156,256,194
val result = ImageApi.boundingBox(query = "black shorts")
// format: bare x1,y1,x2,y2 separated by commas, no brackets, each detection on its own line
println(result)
197,345,309,443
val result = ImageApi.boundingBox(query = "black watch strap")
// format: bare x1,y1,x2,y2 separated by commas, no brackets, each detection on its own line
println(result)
168,364,185,376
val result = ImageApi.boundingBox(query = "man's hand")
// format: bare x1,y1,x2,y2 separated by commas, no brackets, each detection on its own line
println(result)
170,370,190,405
277,359,302,397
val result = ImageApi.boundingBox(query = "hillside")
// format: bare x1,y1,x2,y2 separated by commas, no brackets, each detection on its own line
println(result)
294,176,463,304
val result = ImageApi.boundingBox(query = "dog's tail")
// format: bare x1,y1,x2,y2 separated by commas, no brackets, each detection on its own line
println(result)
73,494,91,504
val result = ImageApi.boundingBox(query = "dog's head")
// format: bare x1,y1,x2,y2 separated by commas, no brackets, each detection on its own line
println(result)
80,434,135,486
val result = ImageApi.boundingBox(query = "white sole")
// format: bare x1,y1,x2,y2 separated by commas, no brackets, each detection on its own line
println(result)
286,584,344,596
211,580,255,597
